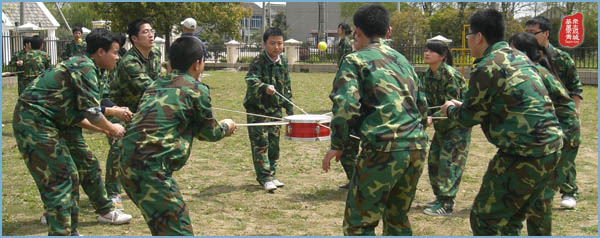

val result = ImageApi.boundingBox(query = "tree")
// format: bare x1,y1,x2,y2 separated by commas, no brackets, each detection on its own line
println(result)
389,6,429,47
90,2,250,51
272,12,288,39
44,2,103,40
340,2,402,21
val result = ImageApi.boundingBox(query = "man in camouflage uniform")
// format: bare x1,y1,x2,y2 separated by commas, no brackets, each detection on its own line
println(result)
508,31,582,235
61,27,86,61
322,5,428,235
9,36,31,95
420,38,471,216
22,35,51,91
243,27,294,191
12,28,128,236
440,9,563,235
119,36,236,236
525,16,582,209
106,19,163,209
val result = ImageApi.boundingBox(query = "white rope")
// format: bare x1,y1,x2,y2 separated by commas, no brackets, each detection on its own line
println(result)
430,117,448,120
212,107,284,121
236,121,290,127
273,90,308,115
428,105,442,109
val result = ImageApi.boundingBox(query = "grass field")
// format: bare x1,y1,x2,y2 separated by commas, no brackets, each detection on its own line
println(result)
1,71,598,236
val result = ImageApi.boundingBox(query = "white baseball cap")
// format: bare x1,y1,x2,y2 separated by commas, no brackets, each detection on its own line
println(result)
181,18,197,30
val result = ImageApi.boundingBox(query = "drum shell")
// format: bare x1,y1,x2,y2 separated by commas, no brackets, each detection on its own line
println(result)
284,115,331,141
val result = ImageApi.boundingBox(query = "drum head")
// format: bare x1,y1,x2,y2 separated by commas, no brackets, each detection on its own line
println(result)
284,114,331,123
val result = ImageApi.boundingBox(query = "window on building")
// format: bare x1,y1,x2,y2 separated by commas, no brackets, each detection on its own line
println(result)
251,16,262,29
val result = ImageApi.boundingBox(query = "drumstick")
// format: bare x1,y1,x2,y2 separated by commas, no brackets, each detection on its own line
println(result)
236,121,290,127
430,117,448,120
273,90,309,115
213,107,284,121
428,105,443,109
317,122,360,140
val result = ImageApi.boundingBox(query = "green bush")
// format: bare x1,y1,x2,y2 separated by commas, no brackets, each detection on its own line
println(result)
219,57,227,63
237,56,254,63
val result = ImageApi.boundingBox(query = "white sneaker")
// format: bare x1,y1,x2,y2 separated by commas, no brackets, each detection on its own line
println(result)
263,181,277,191
110,195,124,211
40,212,47,225
561,195,576,209
98,210,132,225
272,179,285,187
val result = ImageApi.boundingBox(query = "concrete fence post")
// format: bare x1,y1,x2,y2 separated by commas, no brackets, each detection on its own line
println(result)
225,40,241,64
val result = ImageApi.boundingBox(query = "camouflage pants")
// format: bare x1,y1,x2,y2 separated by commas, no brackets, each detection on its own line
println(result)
119,165,193,236
427,127,471,202
247,111,282,184
13,103,79,236
105,116,123,197
526,141,579,236
17,76,33,96
60,125,113,214
557,143,579,197
470,150,559,236
340,137,360,181
343,144,425,236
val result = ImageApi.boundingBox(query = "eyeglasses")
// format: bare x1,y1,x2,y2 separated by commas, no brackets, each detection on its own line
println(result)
528,31,544,35
140,29,156,36
466,32,478,39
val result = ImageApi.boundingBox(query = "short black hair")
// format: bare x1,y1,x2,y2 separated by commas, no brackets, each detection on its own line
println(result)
114,32,127,48
127,18,151,43
353,4,389,38
338,23,352,36
263,27,283,43
30,35,43,50
525,16,552,32
508,32,560,81
470,9,504,45
425,40,453,66
23,36,31,45
85,28,117,55
72,26,82,34
169,36,205,71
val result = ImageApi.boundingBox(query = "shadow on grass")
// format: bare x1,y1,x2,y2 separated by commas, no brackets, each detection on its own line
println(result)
194,184,262,197
288,187,347,202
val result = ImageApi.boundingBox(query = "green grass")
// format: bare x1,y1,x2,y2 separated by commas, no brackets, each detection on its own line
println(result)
2,71,598,236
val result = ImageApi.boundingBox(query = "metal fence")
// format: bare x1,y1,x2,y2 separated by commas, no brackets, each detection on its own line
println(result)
205,44,226,63
2,35,71,70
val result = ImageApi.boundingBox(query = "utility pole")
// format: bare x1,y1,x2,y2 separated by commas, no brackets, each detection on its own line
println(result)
19,2,24,26
55,2,71,32
318,2,325,43
262,2,266,34
397,2,401,12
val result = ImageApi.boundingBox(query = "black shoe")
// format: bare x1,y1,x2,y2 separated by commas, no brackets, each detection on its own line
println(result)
339,183,350,190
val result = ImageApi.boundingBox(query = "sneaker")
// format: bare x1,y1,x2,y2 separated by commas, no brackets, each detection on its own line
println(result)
110,195,124,211
98,210,132,225
425,199,456,208
71,229,83,236
272,179,285,187
423,201,453,216
263,181,277,191
40,212,47,225
561,195,576,209
339,183,350,190
425,200,439,208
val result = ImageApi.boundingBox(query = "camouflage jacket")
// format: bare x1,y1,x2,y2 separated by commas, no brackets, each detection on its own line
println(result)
419,62,467,132
338,37,353,66
61,40,87,61
18,54,102,127
120,69,228,173
9,50,27,82
23,49,51,80
548,44,583,99
109,45,162,112
330,38,428,152
535,65,580,147
446,41,563,157
243,49,293,115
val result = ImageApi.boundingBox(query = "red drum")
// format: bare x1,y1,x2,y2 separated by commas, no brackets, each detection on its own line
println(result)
284,114,331,141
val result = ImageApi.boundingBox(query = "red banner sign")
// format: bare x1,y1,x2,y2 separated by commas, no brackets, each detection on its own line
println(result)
559,13,584,47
